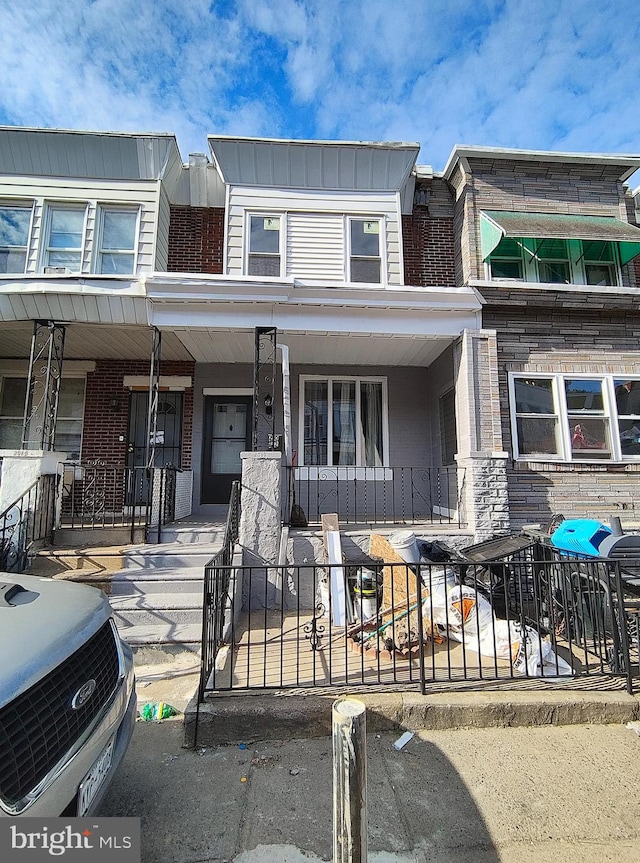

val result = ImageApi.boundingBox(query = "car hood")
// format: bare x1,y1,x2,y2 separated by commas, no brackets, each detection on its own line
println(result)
0,572,112,706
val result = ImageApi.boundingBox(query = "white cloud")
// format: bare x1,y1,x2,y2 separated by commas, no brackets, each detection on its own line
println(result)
0,0,638,166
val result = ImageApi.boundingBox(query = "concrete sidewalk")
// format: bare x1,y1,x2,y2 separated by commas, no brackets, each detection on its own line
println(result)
101,717,640,863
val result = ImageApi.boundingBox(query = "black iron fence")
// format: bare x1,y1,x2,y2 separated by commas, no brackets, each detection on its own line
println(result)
0,474,58,572
283,465,465,526
59,462,178,543
198,542,640,698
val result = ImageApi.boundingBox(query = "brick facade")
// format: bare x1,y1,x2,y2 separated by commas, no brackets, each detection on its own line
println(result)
82,359,195,469
403,177,456,287
167,206,224,273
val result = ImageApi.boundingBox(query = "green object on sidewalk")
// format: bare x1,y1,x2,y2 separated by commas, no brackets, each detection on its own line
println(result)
140,701,177,721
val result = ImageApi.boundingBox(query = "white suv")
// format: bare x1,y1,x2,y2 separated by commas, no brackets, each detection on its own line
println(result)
0,572,136,817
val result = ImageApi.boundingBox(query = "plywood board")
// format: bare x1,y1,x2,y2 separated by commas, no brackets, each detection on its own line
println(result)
370,533,421,648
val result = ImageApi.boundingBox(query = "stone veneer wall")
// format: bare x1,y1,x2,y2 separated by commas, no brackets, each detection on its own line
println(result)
449,157,637,286
482,285,640,528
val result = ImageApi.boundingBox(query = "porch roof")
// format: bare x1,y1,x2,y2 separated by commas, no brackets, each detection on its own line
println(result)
480,210,640,265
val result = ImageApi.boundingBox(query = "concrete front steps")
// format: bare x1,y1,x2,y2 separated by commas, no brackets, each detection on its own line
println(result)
32,536,223,652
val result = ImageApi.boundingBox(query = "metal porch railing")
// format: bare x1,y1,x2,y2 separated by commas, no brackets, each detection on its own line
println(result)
59,462,179,543
0,474,58,572
283,465,465,526
197,543,639,700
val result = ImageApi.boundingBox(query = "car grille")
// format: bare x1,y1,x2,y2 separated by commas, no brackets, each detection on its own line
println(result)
0,620,120,807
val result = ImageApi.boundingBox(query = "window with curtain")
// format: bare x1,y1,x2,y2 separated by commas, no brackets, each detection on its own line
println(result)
301,377,386,466
510,373,640,461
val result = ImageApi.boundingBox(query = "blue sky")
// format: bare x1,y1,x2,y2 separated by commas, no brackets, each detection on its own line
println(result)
0,0,639,170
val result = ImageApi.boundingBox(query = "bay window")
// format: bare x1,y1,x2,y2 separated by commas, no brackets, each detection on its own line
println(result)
301,376,387,467
510,373,640,461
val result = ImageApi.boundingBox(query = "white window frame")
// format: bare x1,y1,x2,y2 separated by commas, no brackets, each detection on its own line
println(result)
41,202,88,273
487,238,621,286
0,201,34,274
508,372,640,462
347,216,385,285
298,375,390,478
245,212,285,278
0,373,86,459
95,205,140,274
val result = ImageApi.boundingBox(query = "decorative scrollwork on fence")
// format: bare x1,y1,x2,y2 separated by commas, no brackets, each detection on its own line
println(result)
303,605,326,651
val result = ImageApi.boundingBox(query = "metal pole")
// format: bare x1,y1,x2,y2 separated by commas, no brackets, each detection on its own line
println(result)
332,698,367,863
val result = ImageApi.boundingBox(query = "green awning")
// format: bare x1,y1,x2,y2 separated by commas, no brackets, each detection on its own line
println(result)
480,211,640,266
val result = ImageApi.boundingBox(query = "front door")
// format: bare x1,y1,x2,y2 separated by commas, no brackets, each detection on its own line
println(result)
126,392,184,504
201,396,252,504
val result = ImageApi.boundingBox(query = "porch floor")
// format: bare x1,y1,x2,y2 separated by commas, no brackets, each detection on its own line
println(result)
205,609,601,693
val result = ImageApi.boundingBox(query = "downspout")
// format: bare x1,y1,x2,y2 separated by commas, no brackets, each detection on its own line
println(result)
277,343,292,568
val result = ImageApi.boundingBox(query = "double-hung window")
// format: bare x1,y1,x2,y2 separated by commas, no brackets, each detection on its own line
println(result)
301,376,387,467
510,373,640,461
349,218,382,283
0,204,32,273
97,208,138,274
247,214,282,276
0,377,85,459
44,205,86,272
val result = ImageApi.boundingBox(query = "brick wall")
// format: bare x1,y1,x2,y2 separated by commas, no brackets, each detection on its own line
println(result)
403,177,456,287
82,359,195,469
167,206,224,273
482,287,640,527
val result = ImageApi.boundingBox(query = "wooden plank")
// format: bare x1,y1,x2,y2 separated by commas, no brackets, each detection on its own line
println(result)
370,533,421,649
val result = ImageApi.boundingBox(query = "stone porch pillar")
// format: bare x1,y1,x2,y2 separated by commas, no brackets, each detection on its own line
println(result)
454,329,510,541
238,450,282,608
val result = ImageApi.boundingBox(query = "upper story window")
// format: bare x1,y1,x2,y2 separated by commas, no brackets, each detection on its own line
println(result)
487,237,620,286
509,373,640,462
349,218,381,283
248,214,282,277
97,208,138,274
44,205,86,272
0,204,32,273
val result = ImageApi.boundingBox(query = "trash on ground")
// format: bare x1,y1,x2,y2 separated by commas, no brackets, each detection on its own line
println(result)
238,743,247,749
139,701,178,721
393,731,414,750
625,721,640,736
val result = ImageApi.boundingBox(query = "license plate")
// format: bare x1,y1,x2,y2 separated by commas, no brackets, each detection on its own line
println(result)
78,737,114,816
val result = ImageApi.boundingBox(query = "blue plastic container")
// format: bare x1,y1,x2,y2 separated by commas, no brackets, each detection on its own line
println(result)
550,519,612,557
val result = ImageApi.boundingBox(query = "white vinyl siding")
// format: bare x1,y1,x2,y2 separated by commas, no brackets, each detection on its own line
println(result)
226,185,401,285
0,175,160,274
286,212,344,279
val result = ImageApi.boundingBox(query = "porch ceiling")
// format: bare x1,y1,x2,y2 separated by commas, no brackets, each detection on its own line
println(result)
171,328,452,366
0,323,454,366
0,321,194,361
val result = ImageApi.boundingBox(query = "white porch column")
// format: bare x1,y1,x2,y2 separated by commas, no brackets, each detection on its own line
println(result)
239,451,283,608
454,329,510,541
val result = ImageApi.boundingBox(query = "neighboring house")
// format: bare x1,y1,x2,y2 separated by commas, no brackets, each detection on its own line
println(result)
1,128,640,540
441,145,640,530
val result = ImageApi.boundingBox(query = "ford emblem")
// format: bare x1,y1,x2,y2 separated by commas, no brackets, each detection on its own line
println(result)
71,679,97,710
